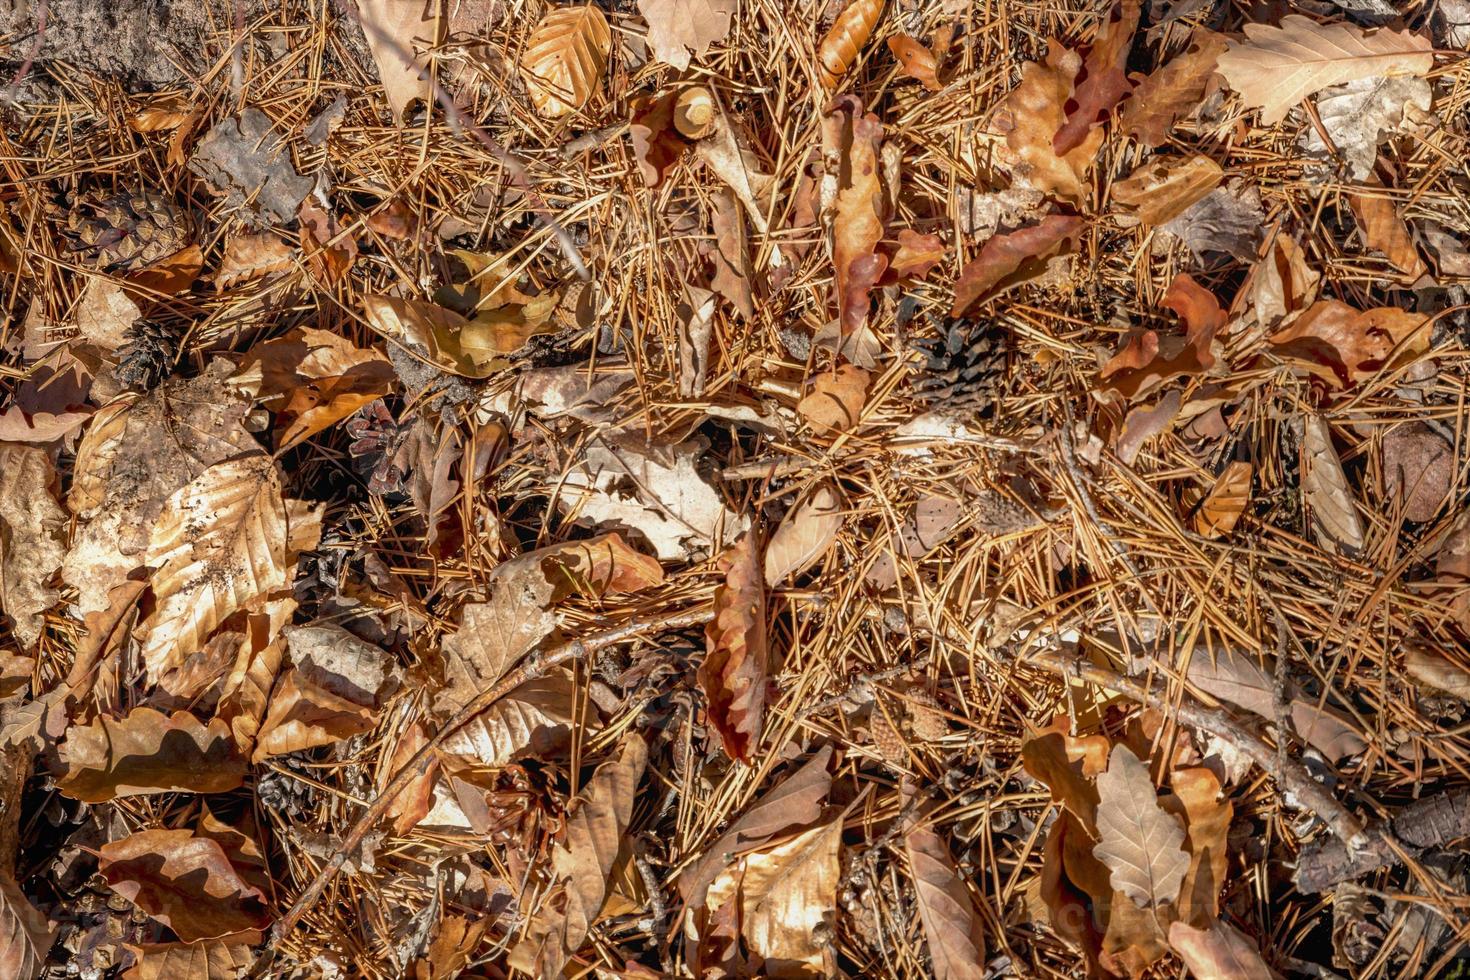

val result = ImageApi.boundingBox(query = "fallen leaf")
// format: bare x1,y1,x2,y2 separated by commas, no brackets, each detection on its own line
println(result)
1246,234,1320,332
128,93,192,132
889,228,945,279
56,707,245,802
951,215,1084,315
1270,300,1429,388
0,444,67,648
798,364,870,435
678,283,715,398
98,829,271,942
1194,461,1252,538
214,604,291,753
1300,414,1367,556
1052,0,1141,155
436,564,556,715
0,871,54,980
888,35,942,91
1166,766,1232,928
362,294,497,378
1348,189,1427,280
701,534,768,763
439,672,575,767
510,733,647,977
1122,29,1228,147
1160,179,1263,262
829,98,887,336
1403,642,1470,700
1022,716,1111,830
121,940,253,980
520,5,611,118
490,532,665,601
1000,46,1103,204
1216,15,1434,126
637,0,736,70
1092,744,1190,909
1116,390,1182,465
297,197,357,287
674,85,717,138
1167,920,1273,980
764,482,844,585
1100,889,1169,977
629,90,688,187
1300,75,1433,180
251,667,376,761
1186,644,1367,759
695,109,775,233
1381,422,1454,523
413,915,489,980
709,189,755,320
360,0,444,119
213,231,296,288
187,108,313,224
1100,273,1222,401
126,244,203,296
905,815,986,979
817,0,884,89
1111,154,1223,227
73,276,142,351
1436,511,1470,630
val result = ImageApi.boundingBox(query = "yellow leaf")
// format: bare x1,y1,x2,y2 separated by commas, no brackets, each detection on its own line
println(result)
520,5,611,118
1112,154,1223,227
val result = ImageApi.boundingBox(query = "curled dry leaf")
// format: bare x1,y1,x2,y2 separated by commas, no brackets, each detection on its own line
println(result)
1194,461,1252,539
1216,15,1434,126
1167,766,1233,928
1111,154,1223,227
1052,0,1141,155
798,364,870,435
520,5,611,119
1100,273,1222,401
491,531,665,601
0,444,67,649
1302,414,1366,556
98,829,270,942
57,707,245,802
121,940,253,980
637,0,736,71
1122,29,1228,147
510,733,647,977
1092,744,1190,909
905,815,986,979
888,35,941,91
890,228,945,279
695,109,776,233
1021,715,1111,829
253,622,396,761
1167,920,1273,980
817,0,885,90
213,231,295,288
362,295,492,378
764,482,844,585
359,0,444,119
675,86,717,139
830,98,887,336
1381,423,1454,523
952,215,1084,315
1403,642,1470,700
1271,300,1430,389
700,534,769,764
1348,189,1427,280
1000,47,1101,205
630,93,684,187
0,870,54,980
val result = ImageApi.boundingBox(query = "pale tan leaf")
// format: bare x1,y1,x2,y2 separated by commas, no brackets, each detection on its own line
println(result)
1112,155,1223,227
637,0,736,71
764,482,844,585
360,0,445,120
829,99,887,336
510,733,648,977
888,35,942,92
0,870,54,980
999,48,1102,205
1216,15,1434,125
439,672,575,767
488,532,665,601
128,93,192,132
0,444,67,648
520,5,611,118
251,667,376,762
74,276,142,351
1403,642,1470,700
1167,920,1273,980
695,110,776,234
1193,461,1252,539
906,819,986,979
700,533,769,764
121,940,253,980
436,564,556,715
1301,414,1365,555
213,231,296,288
137,455,291,680
361,294,508,379
1092,744,1190,909
57,707,245,802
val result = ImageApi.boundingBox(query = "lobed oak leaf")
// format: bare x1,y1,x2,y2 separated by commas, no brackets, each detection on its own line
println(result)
126,244,203,297
1022,716,1110,831
700,534,768,763
817,0,885,90
1167,920,1273,979
797,364,870,435
951,215,1084,315
638,0,735,70
1122,29,1228,147
0,870,54,980
1111,154,1223,227
888,35,942,91
830,98,887,336
629,90,688,186
1100,273,1222,401
57,707,245,802
1092,744,1190,909
98,829,270,942
1165,766,1233,928
1216,15,1434,126
763,482,844,585
1193,461,1252,539
121,940,253,980
1269,300,1429,389
520,5,611,119
0,443,67,648
436,563,556,716
1000,46,1102,205
1053,0,1141,155
359,0,444,119
297,197,357,287
905,815,986,979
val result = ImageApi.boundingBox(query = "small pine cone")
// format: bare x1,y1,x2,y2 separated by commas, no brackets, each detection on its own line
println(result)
910,316,1007,416
868,704,908,765
904,687,950,743
51,189,192,271
114,318,183,391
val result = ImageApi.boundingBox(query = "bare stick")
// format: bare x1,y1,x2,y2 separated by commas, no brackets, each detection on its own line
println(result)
245,605,713,977
3,0,47,99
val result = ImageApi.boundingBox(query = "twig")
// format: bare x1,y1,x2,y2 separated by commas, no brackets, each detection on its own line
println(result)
1295,786,1470,893
244,604,713,978
3,0,47,99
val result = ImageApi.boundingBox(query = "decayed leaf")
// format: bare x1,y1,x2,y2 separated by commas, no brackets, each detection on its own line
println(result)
520,5,611,118
798,365,870,435
764,482,844,585
297,197,357,286
436,563,556,715
1122,29,1228,147
362,295,486,377
510,733,647,977
253,622,397,760
890,228,945,279
98,829,270,942
359,0,444,119
121,940,253,980
1194,461,1252,539
817,0,884,90
1160,180,1264,263
1092,744,1190,909
1300,75,1433,180
1111,155,1223,227
1052,0,1141,155
439,672,575,767
701,534,768,763
213,231,296,288
490,532,665,601
1216,15,1434,126
1348,189,1427,280
638,0,736,70
830,99,887,336
888,35,941,91
136,455,293,680
0,870,54,980
1167,921,1273,980
952,215,1084,315
188,109,312,225
1381,423,1455,523
709,189,756,320
1271,300,1429,389
1186,645,1367,759
0,444,67,648
1000,47,1103,204
906,816,986,979
56,707,245,802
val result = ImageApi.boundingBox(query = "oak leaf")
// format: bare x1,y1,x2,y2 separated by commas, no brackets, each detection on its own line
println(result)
637,0,736,70
520,5,611,118
436,564,556,716
0,444,67,648
1166,766,1233,928
1022,716,1110,830
629,90,688,187
1000,46,1102,205
57,707,245,802
889,229,945,279
710,189,756,320
1111,155,1223,227
701,534,768,763
0,870,54,980
951,215,1084,315
121,941,253,980
1053,0,1141,155
906,816,986,979
798,364,870,435
764,482,844,585
1194,461,1252,539
1167,921,1273,980
1100,273,1222,401
1347,188,1427,280
1122,29,1228,146
1092,744,1190,908
251,668,376,761
817,0,884,89
297,197,357,286
1270,300,1429,389
359,0,444,119
830,98,887,336
696,110,776,233
888,35,941,91
99,829,271,941
1216,15,1434,125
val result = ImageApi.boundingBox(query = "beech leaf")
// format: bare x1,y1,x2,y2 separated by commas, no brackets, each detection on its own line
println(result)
440,672,576,767
520,5,611,118
98,829,271,942
1300,414,1366,556
906,817,986,979
817,0,884,89
764,482,844,585
121,941,253,980
797,365,870,436
57,707,246,802
1167,920,1273,980
1193,461,1253,539
1092,744,1190,908
1052,0,1141,155
436,562,556,716
700,533,769,763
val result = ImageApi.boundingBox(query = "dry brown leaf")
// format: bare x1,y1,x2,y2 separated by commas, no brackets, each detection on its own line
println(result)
1122,29,1227,146
1437,509,1470,630
1186,644,1367,759
674,85,716,138
1381,423,1454,523
56,707,245,802
764,482,844,585
439,672,575,767
1247,233,1320,332
136,455,294,681
1167,920,1273,980
384,721,439,836
888,35,941,91
953,215,1083,315
297,197,357,287
413,914,489,980
709,188,755,320
520,5,611,118
125,244,203,296
214,603,291,753
637,0,736,71
0,871,53,980
817,0,884,90
798,364,870,435
1052,0,1141,155
1000,46,1102,205
890,228,945,279
629,90,688,187
213,231,296,288
1348,190,1427,280
0,444,67,648
510,733,647,977
830,98,887,336
436,563,556,715
1039,812,1108,973
251,667,376,761
1167,766,1232,928
128,94,192,132
1092,744,1189,909
700,534,768,763
1022,716,1111,830
1100,273,1223,402
1194,461,1252,539
121,940,253,980
906,815,986,979
1111,155,1223,227
1403,642,1470,700
491,532,665,601
74,276,142,351
1301,413,1366,556
1100,889,1169,977
1270,300,1429,389
359,0,444,119
695,109,775,233
98,829,270,942
1116,390,1182,466
1216,15,1434,125
362,295,483,377
252,622,395,760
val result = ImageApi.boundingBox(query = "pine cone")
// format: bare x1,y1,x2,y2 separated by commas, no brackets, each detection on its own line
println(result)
114,318,183,391
51,189,192,271
910,317,1007,416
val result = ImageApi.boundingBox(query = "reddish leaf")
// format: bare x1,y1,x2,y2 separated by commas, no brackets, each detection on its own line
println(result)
797,364,870,436
1121,29,1227,147
888,35,942,92
1053,0,1141,155
1269,300,1430,389
1100,273,1222,400
298,198,357,287
630,90,688,187
699,534,769,764
889,229,945,280
951,215,1083,315
99,829,271,942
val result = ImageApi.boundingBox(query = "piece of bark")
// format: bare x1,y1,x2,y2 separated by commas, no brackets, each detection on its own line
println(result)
1295,787,1470,893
